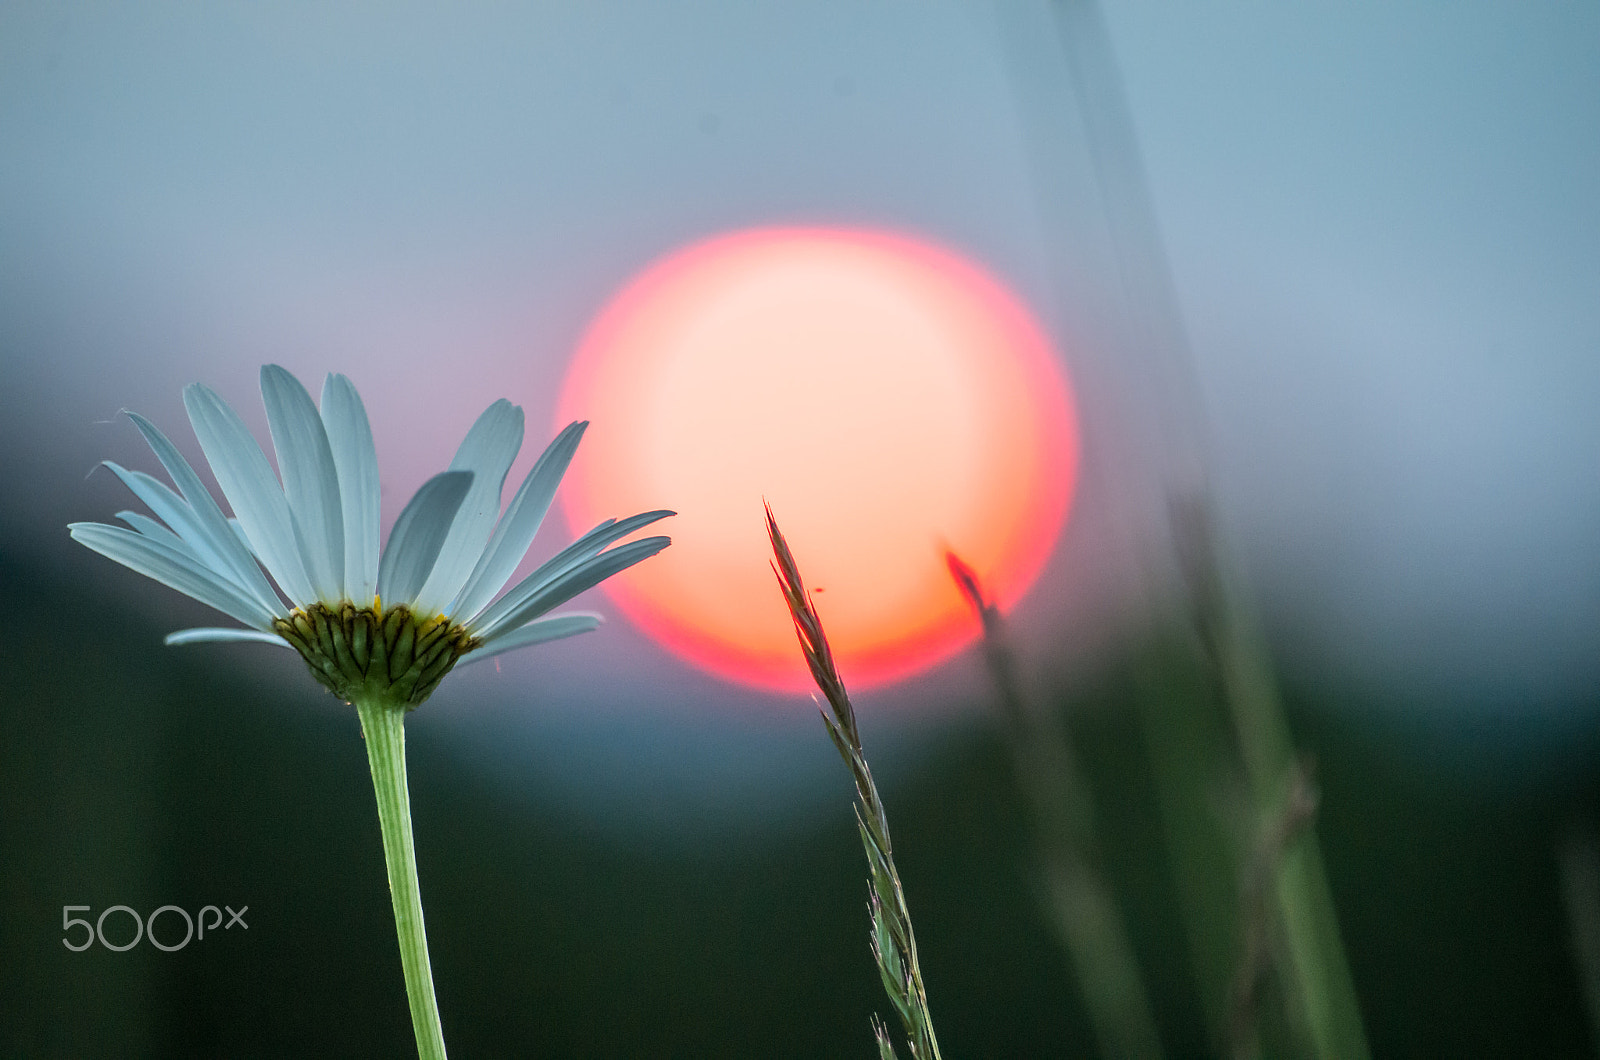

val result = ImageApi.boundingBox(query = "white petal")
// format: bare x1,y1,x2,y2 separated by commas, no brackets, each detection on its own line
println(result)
260,365,344,604
102,463,234,578
70,522,281,630
469,509,674,635
115,509,188,553
450,420,586,624
458,612,602,666
122,415,284,610
166,628,292,647
470,534,670,641
411,399,524,618
320,373,381,606
377,470,474,608
183,383,317,606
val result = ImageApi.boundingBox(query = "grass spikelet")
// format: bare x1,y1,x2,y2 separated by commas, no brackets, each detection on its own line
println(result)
766,504,942,1060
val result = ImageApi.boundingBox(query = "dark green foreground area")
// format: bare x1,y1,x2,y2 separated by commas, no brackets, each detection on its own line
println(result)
3,557,1596,1057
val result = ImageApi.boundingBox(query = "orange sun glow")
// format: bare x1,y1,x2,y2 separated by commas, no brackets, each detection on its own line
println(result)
555,227,1077,692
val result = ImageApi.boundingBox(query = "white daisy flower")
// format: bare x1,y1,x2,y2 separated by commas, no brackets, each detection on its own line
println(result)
71,364,672,708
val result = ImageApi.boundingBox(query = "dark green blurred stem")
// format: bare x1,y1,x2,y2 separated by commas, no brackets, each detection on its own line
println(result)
1020,0,1368,1047
1231,762,1319,1058
1557,831,1600,1050
949,554,1163,1060
1130,637,1243,1046
356,696,448,1060
1176,499,1370,1060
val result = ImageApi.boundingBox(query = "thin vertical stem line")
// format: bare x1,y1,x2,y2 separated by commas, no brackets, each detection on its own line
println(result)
356,696,448,1060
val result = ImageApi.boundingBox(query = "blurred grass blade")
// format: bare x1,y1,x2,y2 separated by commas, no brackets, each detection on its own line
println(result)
1173,496,1371,1060
948,551,1164,1060
1558,831,1600,1051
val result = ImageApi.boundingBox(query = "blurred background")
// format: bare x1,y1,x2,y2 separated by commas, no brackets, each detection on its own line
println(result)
3,2,1598,1056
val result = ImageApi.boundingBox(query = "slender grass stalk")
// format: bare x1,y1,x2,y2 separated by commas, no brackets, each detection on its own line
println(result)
1128,632,1243,1046
1557,830,1600,1051
1229,760,1318,1059
1173,497,1369,1060
355,695,448,1060
766,506,942,1060
948,553,1164,1060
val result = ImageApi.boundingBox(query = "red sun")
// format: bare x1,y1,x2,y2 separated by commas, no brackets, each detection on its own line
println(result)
556,227,1077,692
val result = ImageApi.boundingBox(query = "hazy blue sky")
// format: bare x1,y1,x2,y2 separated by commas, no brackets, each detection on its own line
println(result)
1104,3,1600,711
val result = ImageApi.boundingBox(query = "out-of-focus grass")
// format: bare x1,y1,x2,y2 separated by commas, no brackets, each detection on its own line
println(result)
2,552,1595,1056
949,550,1163,1060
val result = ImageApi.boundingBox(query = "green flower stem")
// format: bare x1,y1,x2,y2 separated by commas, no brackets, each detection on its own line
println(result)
356,695,448,1060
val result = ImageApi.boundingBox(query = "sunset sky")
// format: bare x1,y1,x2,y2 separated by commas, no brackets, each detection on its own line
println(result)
3,5,1597,1055
4,6,1593,717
